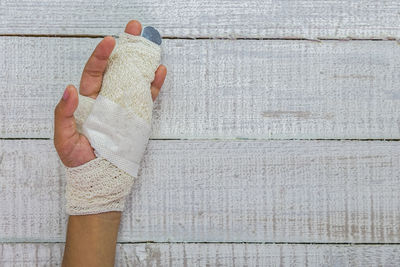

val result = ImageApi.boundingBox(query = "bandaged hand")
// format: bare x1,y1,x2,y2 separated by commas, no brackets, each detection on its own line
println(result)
54,21,167,215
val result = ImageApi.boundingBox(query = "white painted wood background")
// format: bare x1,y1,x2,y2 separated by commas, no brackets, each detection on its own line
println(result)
2,37,400,139
2,243,400,266
1,0,400,266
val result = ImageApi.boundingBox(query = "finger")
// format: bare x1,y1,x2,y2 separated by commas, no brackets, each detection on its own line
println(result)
79,36,116,99
151,65,167,101
126,20,165,101
124,20,142,35
54,85,80,154
79,20,142,99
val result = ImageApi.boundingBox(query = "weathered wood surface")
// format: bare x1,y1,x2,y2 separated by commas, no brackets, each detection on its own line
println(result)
1,139,399,243
2,0,400,38
1,37,400,139
2,1,400,262
1,243,400,266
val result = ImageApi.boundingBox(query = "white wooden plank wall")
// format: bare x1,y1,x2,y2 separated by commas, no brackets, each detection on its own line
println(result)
1,0,400,38
2,243,400,267
1,140,400,243
1,0,400,265
1,37,400,139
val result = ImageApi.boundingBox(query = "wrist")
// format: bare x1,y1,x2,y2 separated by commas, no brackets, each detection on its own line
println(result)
65,157,134,215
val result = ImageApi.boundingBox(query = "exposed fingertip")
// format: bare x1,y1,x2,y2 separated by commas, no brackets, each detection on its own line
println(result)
69,84,78,96
125,20,142,35
61,84,73,100
63,85,78,110
62,87,70,101
160,64,167,75
97,36,116,58
151,65,168,91
103,36,116,46
65,84,75,93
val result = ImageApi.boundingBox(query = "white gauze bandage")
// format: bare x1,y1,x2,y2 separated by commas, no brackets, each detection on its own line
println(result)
65,32,161,215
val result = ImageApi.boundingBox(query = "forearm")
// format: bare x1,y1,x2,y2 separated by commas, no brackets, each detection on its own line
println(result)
62,211,121,267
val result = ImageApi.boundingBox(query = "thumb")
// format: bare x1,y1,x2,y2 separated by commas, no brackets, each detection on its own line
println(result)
54,85,79,154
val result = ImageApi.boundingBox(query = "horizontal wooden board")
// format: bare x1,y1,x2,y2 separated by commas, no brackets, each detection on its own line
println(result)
1,243,400,266
1,0,400,38
1,140,399,243
1,37,400,139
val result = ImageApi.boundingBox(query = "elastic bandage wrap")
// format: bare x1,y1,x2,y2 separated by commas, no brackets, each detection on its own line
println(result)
65,33,161,215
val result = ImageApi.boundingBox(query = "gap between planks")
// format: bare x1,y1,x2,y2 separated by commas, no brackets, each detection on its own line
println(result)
1,138,400,141
2,241,400,246
0,34,399,42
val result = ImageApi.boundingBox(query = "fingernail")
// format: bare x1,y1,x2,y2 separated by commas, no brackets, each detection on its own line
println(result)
62,87,70,101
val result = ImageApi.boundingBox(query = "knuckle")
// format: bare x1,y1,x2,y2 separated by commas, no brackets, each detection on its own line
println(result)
84,69,103,78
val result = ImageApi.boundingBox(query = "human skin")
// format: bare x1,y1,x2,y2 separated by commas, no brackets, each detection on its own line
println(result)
53,20,167,267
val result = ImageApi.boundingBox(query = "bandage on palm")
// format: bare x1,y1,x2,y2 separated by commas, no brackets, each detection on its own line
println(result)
66,32,161,215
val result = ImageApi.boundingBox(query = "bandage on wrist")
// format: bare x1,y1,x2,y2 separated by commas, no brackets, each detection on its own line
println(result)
66,31,161,215
65,158,134,215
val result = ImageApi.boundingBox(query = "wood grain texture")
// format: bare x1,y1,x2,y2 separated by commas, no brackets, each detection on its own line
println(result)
1,37,400,139
1,243,400,266
1,140,399,243
1,0,400,38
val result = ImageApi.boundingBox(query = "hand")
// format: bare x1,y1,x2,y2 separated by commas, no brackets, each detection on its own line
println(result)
54,20,167,167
